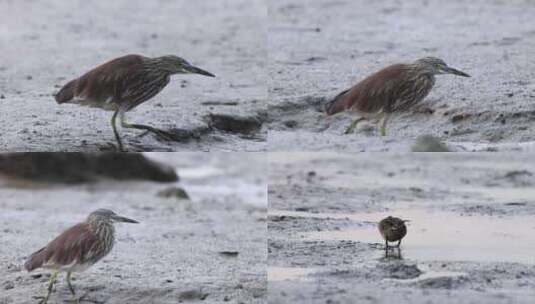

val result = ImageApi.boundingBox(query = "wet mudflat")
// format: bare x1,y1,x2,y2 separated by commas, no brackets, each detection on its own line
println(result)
0,153,267,304
267,0,535,151
0,0,267,152
268,153,535,303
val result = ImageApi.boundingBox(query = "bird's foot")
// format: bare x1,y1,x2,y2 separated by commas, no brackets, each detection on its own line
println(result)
344,125,357,134
64,292,89,304
380,126,386,136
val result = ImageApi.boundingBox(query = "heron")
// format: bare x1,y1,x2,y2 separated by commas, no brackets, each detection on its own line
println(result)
325,57,470,136
24,209,139,303
55,54,215,151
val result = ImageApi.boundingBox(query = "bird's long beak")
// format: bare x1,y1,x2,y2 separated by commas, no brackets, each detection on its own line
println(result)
113,215,139,224
444,66,470,77
184,64,216,77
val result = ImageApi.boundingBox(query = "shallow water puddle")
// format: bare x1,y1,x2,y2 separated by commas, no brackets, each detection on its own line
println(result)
268,267,318,281
271,209,535,264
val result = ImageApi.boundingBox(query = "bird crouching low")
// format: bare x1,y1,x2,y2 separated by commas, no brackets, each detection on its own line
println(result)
55,54,215,151
325,57,470,136
24,209,139,304
378,216,408,250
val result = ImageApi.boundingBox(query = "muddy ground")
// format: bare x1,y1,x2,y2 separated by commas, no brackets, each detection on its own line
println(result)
0,153,267,304
267,0,535,151
268,153,535,303
0,0,267,152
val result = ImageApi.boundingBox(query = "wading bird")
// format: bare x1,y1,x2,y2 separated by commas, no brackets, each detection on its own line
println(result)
24,209,139,304
325,57,470,136
55,54,215,151
378,216,408,250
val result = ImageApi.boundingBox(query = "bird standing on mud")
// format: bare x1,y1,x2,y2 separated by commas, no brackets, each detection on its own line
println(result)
55,54,215,151
325,57,470,136
378,216,408,250
24,209,139,304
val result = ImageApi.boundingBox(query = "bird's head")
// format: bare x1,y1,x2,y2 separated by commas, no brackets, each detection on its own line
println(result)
88,209,139,224
415,57,470,77
155,55,215,77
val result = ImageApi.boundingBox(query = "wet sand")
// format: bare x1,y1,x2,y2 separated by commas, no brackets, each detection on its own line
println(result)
268,153,535,303
0,153,267,304
0,1,267,151
267,0,535,151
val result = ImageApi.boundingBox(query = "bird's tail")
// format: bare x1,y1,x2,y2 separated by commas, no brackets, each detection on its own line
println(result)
24,247,47,272
55,79,77,104
324,89,350,115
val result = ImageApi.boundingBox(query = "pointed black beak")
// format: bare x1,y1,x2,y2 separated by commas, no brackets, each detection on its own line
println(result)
185,64,216,77
444,66,470,77
113,215,139,224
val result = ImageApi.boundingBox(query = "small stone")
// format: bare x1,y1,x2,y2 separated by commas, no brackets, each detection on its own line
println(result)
218,251,239,257
411,135,450,152
26,75,33,80
3,281,14,290
0,94,5,99
157,187,190,200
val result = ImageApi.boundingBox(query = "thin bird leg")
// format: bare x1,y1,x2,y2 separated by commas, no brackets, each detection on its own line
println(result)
379,113,390,136
66,271,76,296
120,112,175,141
384,240,389,250
111,109,124,152
40,271,59,304
344,117,366,134
396,239,402,248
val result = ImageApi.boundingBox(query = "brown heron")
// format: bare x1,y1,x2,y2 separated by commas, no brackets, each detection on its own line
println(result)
378,216,408,250
55,54,215,151
24,209,139,304
325,57,470,136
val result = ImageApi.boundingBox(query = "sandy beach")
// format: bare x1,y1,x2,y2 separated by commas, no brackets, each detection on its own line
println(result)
0,153,267,304
268,153,535,303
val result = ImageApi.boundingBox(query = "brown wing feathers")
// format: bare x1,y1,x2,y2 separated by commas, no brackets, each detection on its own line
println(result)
54,54,145,105
24,223,96,272
325,64,408,115
24,247,49,271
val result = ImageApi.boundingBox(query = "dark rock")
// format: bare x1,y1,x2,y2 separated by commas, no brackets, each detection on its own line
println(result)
417,276,466,289
283,120,298,128
206,113,263,134
377,263,422,279
451,113,472,123
0,153,178,183
218,251,239,257
411,135,449,152
178,289,209,301
2,281,14,290
157,187,190,200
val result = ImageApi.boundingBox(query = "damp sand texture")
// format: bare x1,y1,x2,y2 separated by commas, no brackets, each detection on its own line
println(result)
0,153,267,304
0,0,267,152
268,153,535,304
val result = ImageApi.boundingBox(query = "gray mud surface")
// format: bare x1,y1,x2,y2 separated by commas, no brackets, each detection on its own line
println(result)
0,1,267,152
267,0,535,151
268,153,535,303
0,153,267,304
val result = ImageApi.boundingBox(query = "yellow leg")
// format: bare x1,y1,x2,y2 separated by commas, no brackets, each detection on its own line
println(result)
344,117,366,134
66,271,76,296
111,109,124,151
379,113,390,136
41,271,59,304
